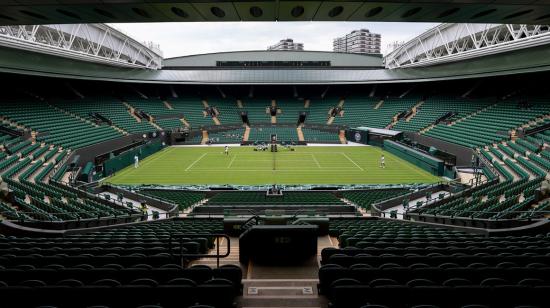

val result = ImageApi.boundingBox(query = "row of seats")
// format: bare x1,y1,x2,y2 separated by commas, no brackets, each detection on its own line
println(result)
393,97,489,132
0,218,238,308
89,96,341,127
139,190,206,211
321,219,550,308
276,99,306,123
169,98,216,128
205,191,345,206
126,97,178,117
417,122,550,219
1,99,122,150
333,96,419,129
240,98,272,124
4,94,546,150
0,283,238,308
248,126,298,142
206,129,244,143
424,100,550,148
301,127,340,143
305,98,338,124
0,264,241,287
210,98,243,124
0,126,19,146
52,97,157,134
342,189,410,211
0,138,143,223
155,118,184,130
328,219,472,245
328,284,549,308
205,126,339,144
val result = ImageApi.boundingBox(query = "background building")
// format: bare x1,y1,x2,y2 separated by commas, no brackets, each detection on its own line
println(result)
268,38,304,51
333,29,381,54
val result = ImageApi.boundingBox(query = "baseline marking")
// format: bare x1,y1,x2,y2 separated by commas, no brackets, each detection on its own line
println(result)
224,159,313,162
185,153,207,171
310,154,321,168
108,147,173,179
227,154,237,169
140,148,173,168
186,168,361,172
341,153,364,171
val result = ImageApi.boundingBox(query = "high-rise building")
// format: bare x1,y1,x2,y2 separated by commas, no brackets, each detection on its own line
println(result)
333,29,381,54
268,38,304,51
386,40,405,54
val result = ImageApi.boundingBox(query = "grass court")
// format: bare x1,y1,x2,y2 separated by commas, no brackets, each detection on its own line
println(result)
105,146,441,185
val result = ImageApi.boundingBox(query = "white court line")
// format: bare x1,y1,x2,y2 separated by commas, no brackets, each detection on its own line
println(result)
227,154,237,168
187,168,362,172
132,148,172,169
231,152,352,155
110,148,172,178
185,153,207,171
341,153,364,171
226,159,313,162
310,154,321,168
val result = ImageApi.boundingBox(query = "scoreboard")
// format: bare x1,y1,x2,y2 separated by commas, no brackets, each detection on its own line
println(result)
345,129,369,145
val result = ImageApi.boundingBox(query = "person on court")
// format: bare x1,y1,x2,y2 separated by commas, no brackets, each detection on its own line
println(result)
224,145,229,155
134,154,139,168
380,154,385,168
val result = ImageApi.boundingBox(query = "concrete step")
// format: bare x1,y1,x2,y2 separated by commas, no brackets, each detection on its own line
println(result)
163,101,174,110
405,100,424,122
239,279,326,308
297,127,305,142
201,130,209,145
150,120,162,130
190,260,242,267
123,101,142,123
180,118,190,127
243,126,251,142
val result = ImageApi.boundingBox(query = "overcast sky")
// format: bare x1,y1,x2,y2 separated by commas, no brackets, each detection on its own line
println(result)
110,22,437,58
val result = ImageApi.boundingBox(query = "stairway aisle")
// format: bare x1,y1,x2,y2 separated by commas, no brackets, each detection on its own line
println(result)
239,278,324,308
190,236,242,268
201,130,209,145
237,236,336,308
243,126,251,141
191,236,335,307
297,126,305,142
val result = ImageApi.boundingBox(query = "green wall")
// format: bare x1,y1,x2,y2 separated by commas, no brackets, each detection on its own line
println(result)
104,140,164,176
384,140,444,176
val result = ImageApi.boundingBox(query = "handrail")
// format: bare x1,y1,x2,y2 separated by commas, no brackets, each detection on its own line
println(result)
474,149,498,180
291,209,310,220
168,233,230,268
242,214,260,224
50,179,136,212
0,210,172,223
371,181,451,212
